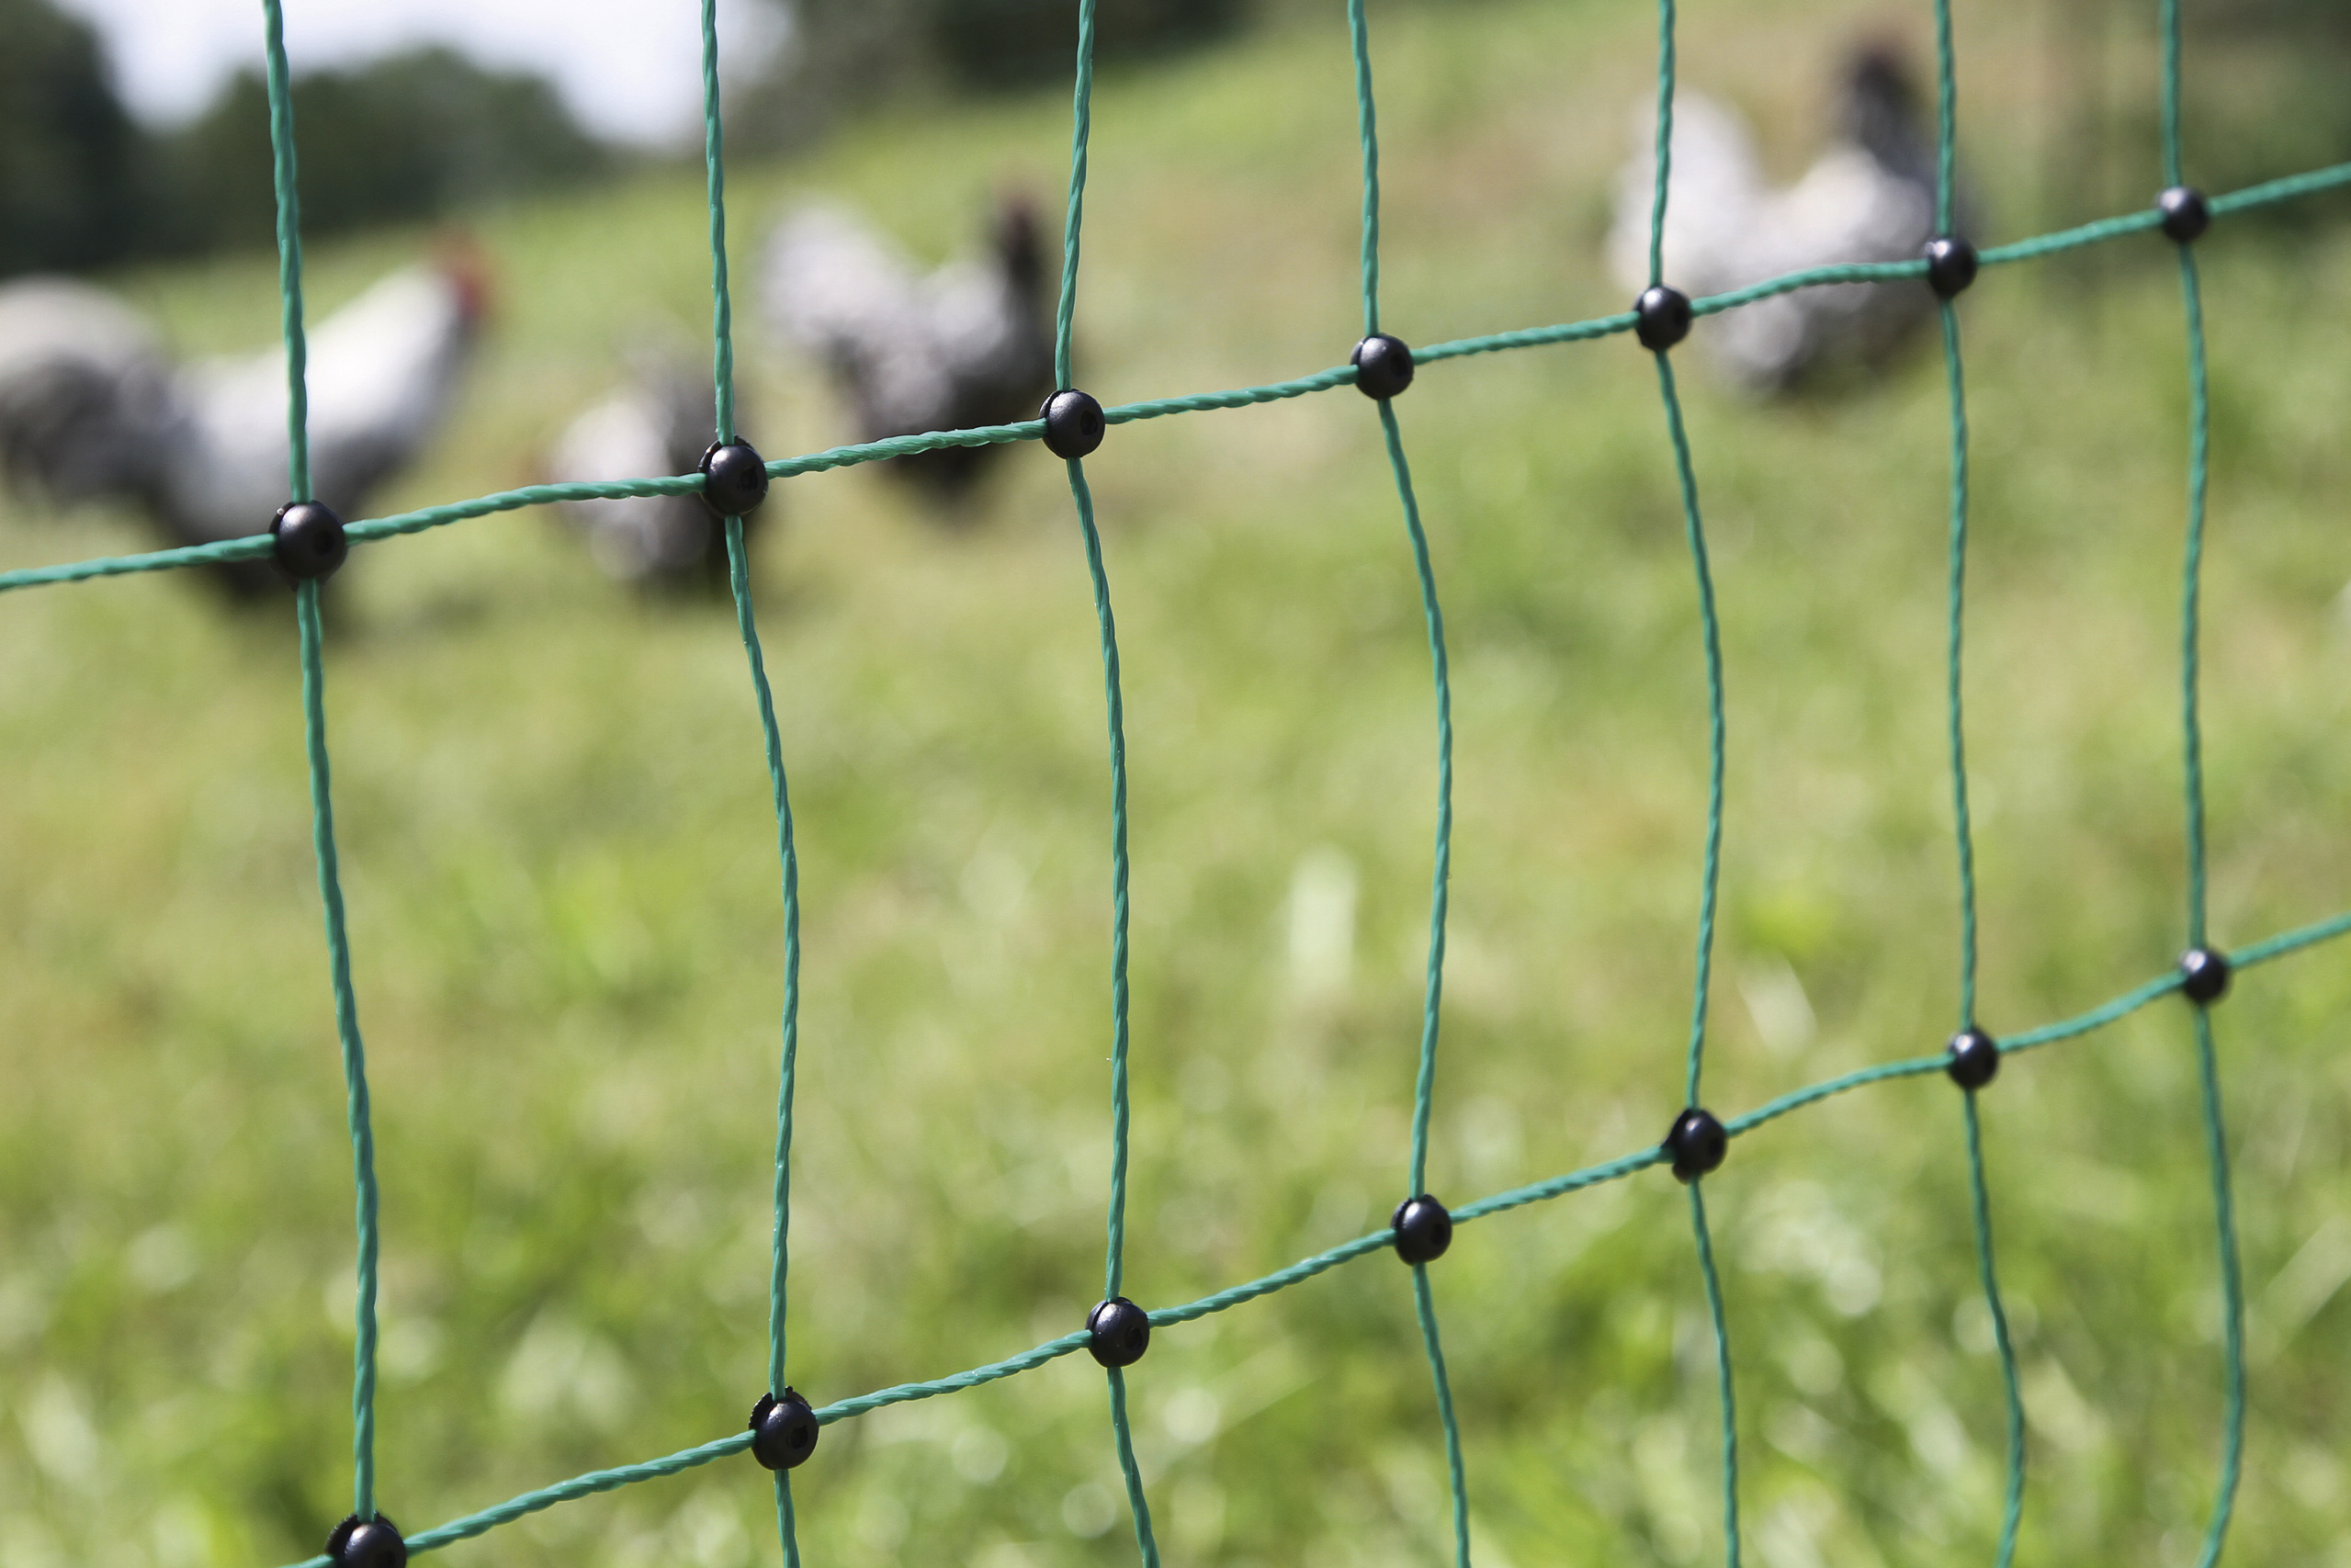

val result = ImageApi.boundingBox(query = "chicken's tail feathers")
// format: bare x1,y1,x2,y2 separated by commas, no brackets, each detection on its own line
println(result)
0,279,180,507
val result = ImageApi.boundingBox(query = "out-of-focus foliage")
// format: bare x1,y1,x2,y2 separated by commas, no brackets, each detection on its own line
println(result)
0,0,141,275
0,0,610,278
731,0,1251,149
148,48,613,255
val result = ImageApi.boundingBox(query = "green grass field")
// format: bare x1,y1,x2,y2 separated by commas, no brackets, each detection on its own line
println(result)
4,2,2349,1565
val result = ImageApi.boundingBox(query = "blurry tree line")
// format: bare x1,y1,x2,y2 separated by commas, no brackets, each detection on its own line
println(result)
0,0,607,277
6,0,2343,281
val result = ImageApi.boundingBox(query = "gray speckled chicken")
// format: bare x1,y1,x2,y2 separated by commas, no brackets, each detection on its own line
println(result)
761,197,1053,498
1606,48,1964,389
0,257,486,593
548,354,758,592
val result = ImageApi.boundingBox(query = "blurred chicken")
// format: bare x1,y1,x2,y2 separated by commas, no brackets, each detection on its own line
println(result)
761,196,1053,499
1605,46,1963,389
0,254,487,594
548,354,757,591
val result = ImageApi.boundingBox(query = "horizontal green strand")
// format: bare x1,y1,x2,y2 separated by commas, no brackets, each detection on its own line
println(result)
259,915,2351,1568
12,166,2351,599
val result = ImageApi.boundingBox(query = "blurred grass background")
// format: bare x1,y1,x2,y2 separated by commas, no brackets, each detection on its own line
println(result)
4,0,2351,1565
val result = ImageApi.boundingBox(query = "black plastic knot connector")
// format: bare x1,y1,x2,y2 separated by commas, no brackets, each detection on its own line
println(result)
2179,946,2232,1005
1634,285,1693,351
271,501,347,583
700,440,770,518
1041,389,1106,459
326,1513,406,1568
1924,235,1979,299
2158,186,2211,243
750,1388,819,1469
1087,1296,1151,1368
1391,1193,1452,1264
1351,333,1415,400
1946,1026,2000,1090
1663,1107,1726,1182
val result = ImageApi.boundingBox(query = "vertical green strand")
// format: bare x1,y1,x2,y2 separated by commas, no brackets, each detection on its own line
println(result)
725,515,802,1568
1930,14,2026,1556
1645,4,1735,1538
258,0,309,500
1108,1369,1162,1567
2176,248,2211,947
1375,402,1452,1200
2189,1008,2246,1568
1653,355,1724,1106
773,1476,798,1568
1961,1095,2026,1566
1067,459,1135,1305
1052,0,1098,389
1073,433,1148,1566
2160,0,2240,1548
1413,1267,1472,1568
1932,0,1958,234
1048,7,1149,1558
1646,0,1677,286
297,581,381,1521
2159,0,2186,188
699,0,737,445
1689,1183,1740,1568
722,516,803,1410
1938,308,1979,1026
1348,9,1468,1557
1346,0,1381,334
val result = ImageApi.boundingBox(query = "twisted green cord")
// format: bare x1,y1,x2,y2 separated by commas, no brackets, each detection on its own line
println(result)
259,0,310,502
1348,8,1472,1556
9,165,2351,602
1414,1267,1472,1568
1645,6,1738,1551
1938,262,2029,1568
2158,1,2242,1548
2233,908,2351,967
2190,1007,2246,1568
1689,1182,1740,1568
815,1332,1092,1425
1933,0,1957,235
1647,0,1676,286
297,581,381,1521
1067,459,1136,1305
1653,354,1724,1106
2160,0,2186,191
1961,1094,2025,1567
1046,12,1154,1557
1347,0,1381,333
1377,401,1453,1202
721,515,804,1568
700,0,737,445
721,515,801,1401
2177,247,2212,950
260,919,2351,1567
1109,1368,1163,1567
703,6,796,1559
1939,307,1981,1029
1053,0,1097,389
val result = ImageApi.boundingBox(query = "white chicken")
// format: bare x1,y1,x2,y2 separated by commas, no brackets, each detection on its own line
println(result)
1605,47,1960,389
761,197,1053,499
548,354,758,591
0,254,487,593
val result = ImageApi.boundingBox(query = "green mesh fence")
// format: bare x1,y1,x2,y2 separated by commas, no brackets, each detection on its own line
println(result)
4,0,2349,1564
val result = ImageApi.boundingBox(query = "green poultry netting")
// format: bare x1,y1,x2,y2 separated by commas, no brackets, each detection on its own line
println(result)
4,0,2350,1565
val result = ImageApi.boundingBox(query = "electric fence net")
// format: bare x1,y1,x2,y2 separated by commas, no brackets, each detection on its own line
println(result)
5,0,2350,1563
